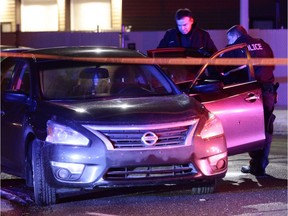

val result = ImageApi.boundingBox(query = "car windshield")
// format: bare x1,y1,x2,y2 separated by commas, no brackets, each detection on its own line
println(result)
160,64,202,84
147,48,204,85
38,61,175,99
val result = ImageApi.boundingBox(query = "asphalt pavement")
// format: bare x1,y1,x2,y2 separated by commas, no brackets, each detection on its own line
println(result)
274,107,287,135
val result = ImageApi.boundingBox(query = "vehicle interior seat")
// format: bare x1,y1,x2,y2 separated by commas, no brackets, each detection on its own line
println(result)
74,67,110,96
110,65,137,94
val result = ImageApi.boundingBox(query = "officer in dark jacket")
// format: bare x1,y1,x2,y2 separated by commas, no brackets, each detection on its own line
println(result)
157,8,218,56
222,25,277,176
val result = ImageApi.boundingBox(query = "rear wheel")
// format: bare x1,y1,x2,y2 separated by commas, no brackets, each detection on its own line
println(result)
191,180,216,194
32,140,57,206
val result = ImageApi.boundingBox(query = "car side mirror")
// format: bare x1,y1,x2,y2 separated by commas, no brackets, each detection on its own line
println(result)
2,91,37,111
3,91,28,102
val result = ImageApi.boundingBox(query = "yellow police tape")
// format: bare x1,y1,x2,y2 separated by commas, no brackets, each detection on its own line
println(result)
0,52,287,66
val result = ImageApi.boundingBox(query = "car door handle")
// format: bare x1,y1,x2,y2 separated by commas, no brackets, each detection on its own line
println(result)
245,93,260,103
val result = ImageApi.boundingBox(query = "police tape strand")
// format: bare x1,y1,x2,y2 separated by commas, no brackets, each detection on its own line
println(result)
0,52,287,66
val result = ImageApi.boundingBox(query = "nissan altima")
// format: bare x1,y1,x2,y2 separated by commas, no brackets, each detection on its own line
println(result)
0,45,263,206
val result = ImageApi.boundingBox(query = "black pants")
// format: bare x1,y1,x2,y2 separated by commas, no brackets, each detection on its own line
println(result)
248,89,275,172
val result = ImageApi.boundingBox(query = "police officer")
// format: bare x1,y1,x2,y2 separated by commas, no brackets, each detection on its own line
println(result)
157,8,218,56
222,25,277,176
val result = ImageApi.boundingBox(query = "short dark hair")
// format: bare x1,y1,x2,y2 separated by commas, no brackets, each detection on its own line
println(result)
227,25,247,36
175,8,193,20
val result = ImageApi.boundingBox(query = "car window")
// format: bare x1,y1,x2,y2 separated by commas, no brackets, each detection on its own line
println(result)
39,63,174,99
1,59,31,94
160,65,202,84
147,48,204,85
188,45,256,91
148,45,255,92
217,64,251,86
1,64,15,91
216,48,253,86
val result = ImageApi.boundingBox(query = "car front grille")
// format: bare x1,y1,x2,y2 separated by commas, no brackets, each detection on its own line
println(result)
102,126,188,148
104,163,197,180
83,119,198,149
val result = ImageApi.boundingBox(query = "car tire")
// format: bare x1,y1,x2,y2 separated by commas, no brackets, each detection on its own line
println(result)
25,144,33,188
191,180,216,194
32,140,57,206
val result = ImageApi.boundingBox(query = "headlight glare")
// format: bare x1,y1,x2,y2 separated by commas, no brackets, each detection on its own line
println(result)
46,120,89,146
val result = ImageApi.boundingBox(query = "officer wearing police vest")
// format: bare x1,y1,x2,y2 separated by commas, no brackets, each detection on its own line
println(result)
222,25,278,176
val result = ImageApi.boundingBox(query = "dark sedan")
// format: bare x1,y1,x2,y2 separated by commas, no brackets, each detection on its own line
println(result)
1,46,227,206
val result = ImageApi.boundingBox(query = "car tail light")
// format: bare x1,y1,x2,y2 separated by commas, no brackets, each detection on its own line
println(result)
200,113,224,140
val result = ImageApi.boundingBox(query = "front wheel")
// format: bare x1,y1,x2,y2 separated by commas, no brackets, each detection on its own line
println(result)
32,140,57,206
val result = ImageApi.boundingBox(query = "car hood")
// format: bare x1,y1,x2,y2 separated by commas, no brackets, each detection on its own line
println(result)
43,94,204,125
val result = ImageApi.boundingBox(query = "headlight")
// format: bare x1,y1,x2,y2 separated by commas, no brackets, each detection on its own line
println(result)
46,120,89,146
200,113,224,140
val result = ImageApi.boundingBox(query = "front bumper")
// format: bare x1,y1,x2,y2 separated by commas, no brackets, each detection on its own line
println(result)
42,119,227,189
43,142,227,189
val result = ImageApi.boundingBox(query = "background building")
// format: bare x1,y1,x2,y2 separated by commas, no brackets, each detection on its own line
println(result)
1,0,122,32
0,0,287,33
122,0,287,31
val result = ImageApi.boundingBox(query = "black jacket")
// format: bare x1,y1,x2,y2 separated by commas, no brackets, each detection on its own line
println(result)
222,34,275,84
157,23,218,56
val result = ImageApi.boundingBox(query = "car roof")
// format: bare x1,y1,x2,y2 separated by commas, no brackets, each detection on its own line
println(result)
0,45,32,52
23,46,146,58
